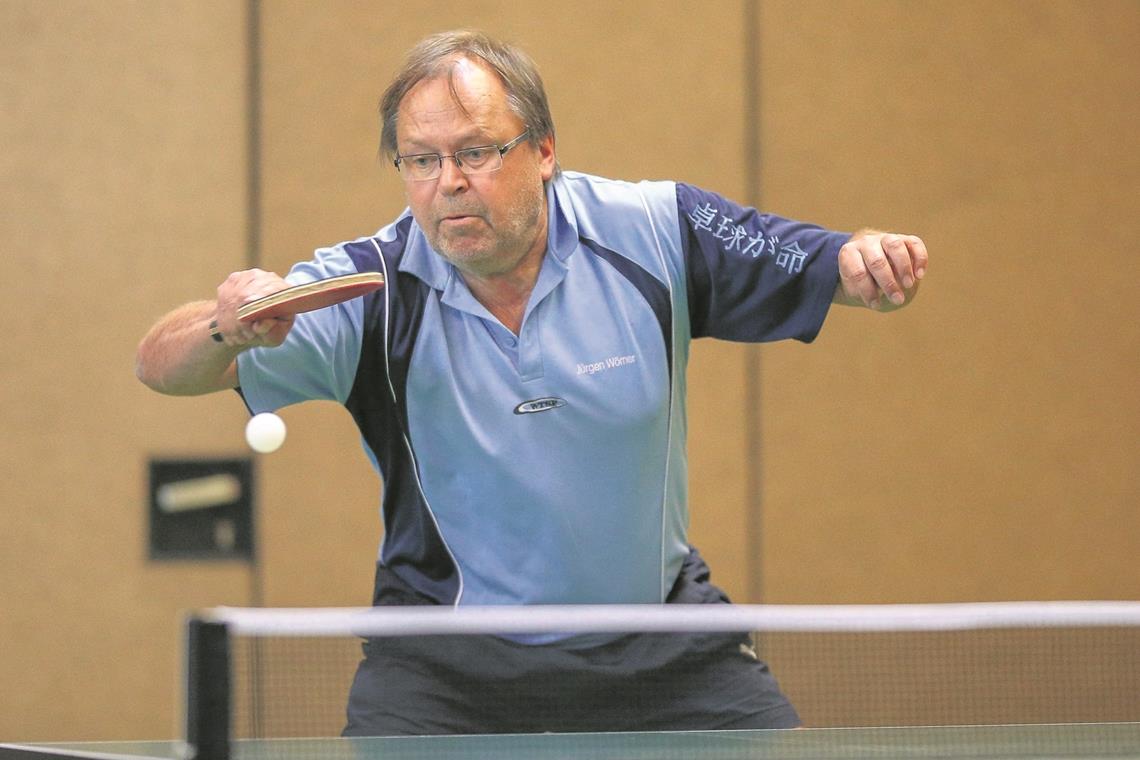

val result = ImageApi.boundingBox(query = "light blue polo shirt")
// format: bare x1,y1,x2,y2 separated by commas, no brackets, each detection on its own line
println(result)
236,171,847,609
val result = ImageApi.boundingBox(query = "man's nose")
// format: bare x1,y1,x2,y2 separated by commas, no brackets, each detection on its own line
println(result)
437,156,469,194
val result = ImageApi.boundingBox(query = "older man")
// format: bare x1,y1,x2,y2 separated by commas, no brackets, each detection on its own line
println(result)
137,30,927,735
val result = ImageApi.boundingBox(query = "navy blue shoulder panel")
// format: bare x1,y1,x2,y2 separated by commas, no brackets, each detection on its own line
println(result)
343,220,460,606
578,235,673,377
676,182,843,344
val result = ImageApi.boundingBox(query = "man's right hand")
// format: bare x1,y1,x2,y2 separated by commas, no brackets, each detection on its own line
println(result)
213,269,296,348
137,269,294,396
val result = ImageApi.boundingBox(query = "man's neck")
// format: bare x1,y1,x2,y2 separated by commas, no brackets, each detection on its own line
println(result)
456,197,551,334
461,241,545,335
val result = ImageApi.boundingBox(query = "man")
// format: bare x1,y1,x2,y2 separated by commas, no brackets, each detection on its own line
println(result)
136,30,927,735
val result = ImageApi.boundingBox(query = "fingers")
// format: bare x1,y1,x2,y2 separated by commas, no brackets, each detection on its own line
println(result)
250,315,295,347
838,243,881,308
884,235,915,292
838,232,928,310
906,235,929,281
213,269,291,346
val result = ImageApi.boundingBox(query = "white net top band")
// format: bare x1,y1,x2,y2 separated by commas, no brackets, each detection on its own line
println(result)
199,601,1140,638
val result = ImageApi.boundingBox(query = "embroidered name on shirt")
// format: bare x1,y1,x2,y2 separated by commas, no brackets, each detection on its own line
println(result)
688,202,808,274
576,354,637,376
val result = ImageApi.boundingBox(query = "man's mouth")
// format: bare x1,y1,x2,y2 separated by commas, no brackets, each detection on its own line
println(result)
440,213,482,226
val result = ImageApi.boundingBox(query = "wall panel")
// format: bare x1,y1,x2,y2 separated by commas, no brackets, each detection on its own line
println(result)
1,0,251,740
756,0,1140,602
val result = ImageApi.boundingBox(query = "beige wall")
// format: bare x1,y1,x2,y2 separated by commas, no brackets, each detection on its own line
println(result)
2,0,253,739
1,0,1136,741
757,0,1140,602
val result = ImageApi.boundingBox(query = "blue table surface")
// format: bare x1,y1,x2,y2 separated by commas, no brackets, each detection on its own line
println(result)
4,723,1140,760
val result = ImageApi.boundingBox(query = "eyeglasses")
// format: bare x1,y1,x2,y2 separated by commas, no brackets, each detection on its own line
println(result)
394,129,530,182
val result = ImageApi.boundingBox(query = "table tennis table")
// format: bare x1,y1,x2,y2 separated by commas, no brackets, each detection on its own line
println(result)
4,723,1140,760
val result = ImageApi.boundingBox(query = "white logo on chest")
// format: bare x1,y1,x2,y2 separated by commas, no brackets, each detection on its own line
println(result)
514,397,567,415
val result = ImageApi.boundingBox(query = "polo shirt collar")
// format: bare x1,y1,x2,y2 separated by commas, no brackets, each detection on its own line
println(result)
547,174,579,263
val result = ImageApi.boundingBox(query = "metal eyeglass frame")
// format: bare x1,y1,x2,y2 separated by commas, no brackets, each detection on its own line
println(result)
394,129,531,181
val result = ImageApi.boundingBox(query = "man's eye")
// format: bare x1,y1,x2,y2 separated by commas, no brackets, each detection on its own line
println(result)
460,147,492,164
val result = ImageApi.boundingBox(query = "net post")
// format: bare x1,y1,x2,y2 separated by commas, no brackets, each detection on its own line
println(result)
184,615,230,760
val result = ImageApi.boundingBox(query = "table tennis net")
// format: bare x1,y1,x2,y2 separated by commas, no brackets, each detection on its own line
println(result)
184,602,1140,745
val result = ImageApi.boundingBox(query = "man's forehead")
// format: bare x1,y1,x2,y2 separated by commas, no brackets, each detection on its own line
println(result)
400,57,507,119
396,66,518,150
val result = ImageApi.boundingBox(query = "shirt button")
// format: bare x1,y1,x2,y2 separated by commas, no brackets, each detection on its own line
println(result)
505,335,518,348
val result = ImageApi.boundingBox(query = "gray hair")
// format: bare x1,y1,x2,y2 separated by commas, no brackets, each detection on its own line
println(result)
379,30,556,166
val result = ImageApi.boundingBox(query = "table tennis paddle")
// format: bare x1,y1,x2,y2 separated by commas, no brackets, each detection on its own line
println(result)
209,271,384,341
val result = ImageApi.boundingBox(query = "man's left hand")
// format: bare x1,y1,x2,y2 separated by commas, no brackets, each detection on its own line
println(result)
835,230,928,311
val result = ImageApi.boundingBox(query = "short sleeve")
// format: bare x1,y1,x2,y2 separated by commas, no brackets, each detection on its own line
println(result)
677,182,847,343
235,245,368,412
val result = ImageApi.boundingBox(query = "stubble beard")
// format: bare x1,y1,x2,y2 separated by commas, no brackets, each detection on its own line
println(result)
427,183,546,277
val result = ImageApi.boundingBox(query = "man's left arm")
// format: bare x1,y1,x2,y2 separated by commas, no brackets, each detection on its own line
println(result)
833,229,929,311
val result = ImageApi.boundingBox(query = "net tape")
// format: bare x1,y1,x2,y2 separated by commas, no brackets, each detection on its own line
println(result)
202,601,1140,638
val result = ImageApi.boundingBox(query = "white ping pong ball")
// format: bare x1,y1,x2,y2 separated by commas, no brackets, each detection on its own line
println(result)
245,412,286,454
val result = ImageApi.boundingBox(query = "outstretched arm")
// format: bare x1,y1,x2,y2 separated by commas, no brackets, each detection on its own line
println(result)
135,269,293,396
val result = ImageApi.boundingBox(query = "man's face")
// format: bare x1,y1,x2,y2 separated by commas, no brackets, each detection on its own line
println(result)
396,58,556,278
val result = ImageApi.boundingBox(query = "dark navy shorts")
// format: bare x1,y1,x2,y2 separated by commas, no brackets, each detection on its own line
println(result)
343,548,800,736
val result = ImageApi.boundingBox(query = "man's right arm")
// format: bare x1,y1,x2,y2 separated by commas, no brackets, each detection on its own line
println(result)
135,269,293,396
135,300,243,395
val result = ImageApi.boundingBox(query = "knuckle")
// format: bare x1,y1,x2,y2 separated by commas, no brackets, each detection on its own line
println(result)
838,252,861,277
867,255,891,273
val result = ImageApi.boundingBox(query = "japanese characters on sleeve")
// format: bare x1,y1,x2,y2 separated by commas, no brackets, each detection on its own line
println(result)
676,183,848,344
